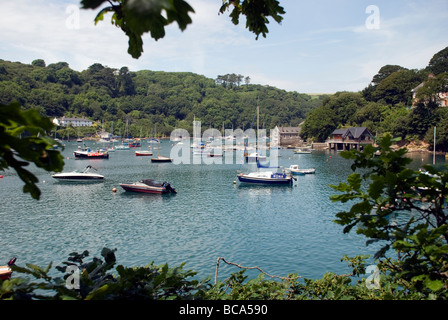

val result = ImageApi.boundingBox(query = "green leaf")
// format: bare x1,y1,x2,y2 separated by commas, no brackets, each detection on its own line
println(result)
80,0,108,10
1,102,64,199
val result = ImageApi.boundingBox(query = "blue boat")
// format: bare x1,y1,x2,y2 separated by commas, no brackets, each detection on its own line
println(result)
237,106,294,185
237,171,294,185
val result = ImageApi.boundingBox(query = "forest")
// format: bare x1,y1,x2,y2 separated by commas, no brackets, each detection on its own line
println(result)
300,46,448,151
0,59,324,139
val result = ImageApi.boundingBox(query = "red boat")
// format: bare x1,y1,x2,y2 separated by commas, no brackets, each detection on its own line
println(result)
128,142,141,148
119,179,176,194
135,150,153,156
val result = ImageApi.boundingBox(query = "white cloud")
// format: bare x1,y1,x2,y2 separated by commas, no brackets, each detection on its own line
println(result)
0,0,447,93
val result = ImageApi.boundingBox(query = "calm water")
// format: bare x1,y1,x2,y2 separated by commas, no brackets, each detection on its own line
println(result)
0,140,444,281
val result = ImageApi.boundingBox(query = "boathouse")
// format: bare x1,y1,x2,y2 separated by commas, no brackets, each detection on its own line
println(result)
272,126,302,147
326,127,374,151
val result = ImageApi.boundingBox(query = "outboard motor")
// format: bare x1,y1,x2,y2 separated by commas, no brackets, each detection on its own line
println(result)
165,183,177,194
8,257,16,266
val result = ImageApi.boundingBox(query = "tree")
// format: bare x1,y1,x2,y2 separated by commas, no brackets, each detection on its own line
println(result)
31,59,46,68
117,66,136,96
371,69,424,105
371,65,405,86
80,0,285,59
300,105,336,142
0,102,64,200
331,135,448,297
300,92,366,142
415,72,448,107
428,46,448,75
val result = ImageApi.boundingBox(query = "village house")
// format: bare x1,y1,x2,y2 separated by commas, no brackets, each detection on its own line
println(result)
271,126,302,147
54,116,93,127
326,127,374,151
411,74,448,107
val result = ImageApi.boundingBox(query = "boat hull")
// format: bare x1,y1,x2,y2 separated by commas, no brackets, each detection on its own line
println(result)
129,143,141,148
151,157,172,162
135,151,153,156
290,171,306,176
73,151,109,159
237,173,293,185
119,180,176,194
0,266,12,280
119,183,167,194
52,165,105,182
52,175,104,182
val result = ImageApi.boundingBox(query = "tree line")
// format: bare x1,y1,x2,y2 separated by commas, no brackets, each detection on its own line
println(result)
300,46,448,151
0,59,324,139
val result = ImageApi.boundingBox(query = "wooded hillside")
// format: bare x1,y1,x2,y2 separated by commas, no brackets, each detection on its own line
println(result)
300,46,448,151
0,59,324,138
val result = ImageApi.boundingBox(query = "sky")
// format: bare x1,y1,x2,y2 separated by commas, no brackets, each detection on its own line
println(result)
0,0,447,94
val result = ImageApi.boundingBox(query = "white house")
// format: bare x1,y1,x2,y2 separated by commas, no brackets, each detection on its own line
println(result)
411,74,448,107
57,116,93,127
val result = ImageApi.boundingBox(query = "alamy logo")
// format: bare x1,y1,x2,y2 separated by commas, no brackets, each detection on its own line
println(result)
65,5,80,30
365,265,381,290
169,121,279,166
65,265,80,290
365,5,380,30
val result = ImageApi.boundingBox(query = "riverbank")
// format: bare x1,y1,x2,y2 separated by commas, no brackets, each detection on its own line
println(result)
396,140,447,155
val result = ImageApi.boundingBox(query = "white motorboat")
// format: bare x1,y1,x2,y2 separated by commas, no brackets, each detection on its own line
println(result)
286,164,316,175
51,165,105,182
293,148,312,154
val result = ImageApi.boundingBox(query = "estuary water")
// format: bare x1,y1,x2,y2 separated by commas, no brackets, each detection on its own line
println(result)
0,140,444,281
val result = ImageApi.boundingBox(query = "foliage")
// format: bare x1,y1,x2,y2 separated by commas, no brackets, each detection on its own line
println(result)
1,248,209,300
219,0,285,40
208,271,297,300
300,91,370,142
0,101,64,199
81,0,195,59
0,59,324,138
81,0,284,59
369,69,425,106
330,134,448,298
428,46,448,76
302,46,448,151
0,248,397,300
415,72,448,106
3,245,446,300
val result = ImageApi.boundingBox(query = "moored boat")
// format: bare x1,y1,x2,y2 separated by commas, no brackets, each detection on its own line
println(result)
115,143,130,150
52,165,105,182
128,140,141,148
245,152,267,162
74,146,109,159
285,164,316,175
237,106,294,185
119,179,177,194
237,171,294,185
135,150,153,156
151,155,172,162
293,148,312,154
0,258,16,281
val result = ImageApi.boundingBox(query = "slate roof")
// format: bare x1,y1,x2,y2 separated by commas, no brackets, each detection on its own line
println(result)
332,127,372,139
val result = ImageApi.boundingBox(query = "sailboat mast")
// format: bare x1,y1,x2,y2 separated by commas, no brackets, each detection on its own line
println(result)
257,104,259,153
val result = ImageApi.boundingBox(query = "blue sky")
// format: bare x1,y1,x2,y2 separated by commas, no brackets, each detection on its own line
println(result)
1,0,447,93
